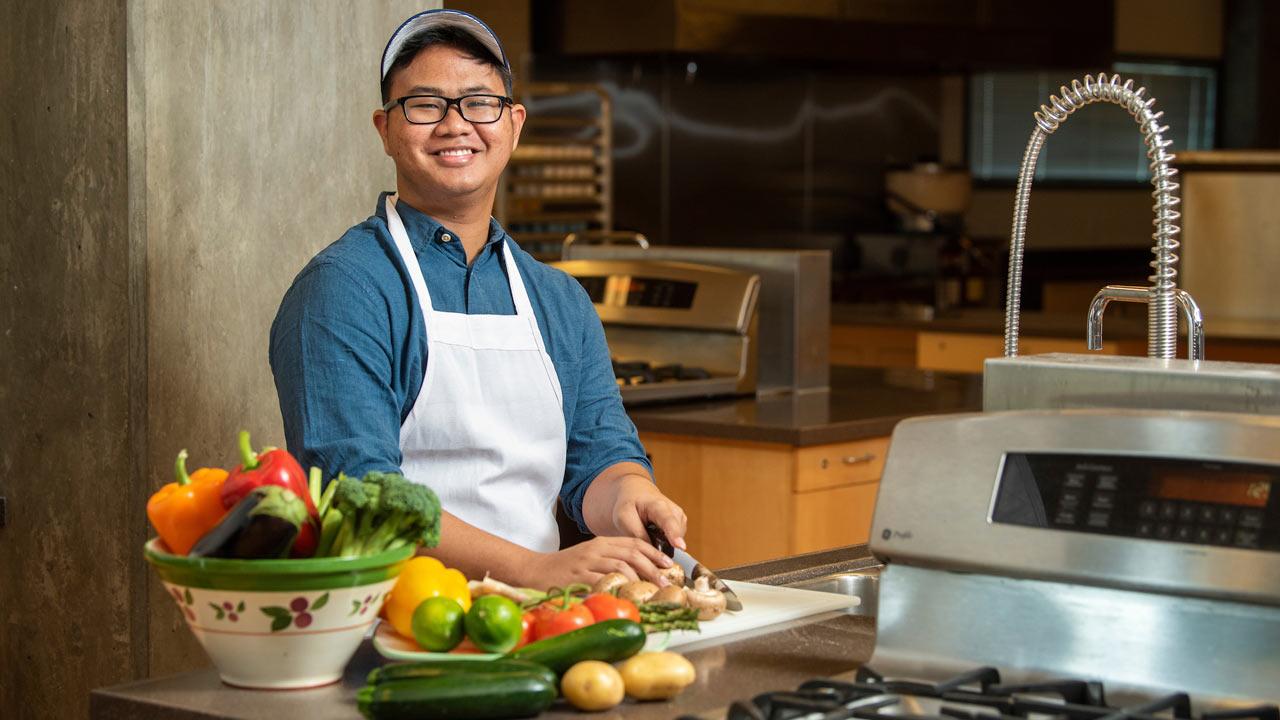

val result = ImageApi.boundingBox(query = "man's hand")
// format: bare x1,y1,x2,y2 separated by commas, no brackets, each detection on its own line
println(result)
582,462,688,553
523,536,676,589
610,476,687,551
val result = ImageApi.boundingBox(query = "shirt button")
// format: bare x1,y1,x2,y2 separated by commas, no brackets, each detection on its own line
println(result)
441,233,453,243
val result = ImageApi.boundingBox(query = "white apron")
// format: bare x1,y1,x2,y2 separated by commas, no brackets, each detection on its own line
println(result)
384,196,566,553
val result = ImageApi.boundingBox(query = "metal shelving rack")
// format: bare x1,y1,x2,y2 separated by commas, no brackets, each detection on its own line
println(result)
502,82,612,260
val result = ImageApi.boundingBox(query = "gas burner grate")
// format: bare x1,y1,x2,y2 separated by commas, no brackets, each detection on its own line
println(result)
685,667,1280,720
612,359,713,386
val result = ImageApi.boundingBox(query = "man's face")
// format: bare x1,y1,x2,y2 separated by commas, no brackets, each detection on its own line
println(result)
374,44,525,206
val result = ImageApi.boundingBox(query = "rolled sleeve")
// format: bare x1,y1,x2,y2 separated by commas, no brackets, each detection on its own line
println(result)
269,259,404,481
558,282,652,532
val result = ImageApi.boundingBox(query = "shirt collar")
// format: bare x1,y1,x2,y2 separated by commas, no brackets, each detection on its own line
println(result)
374,191,507,267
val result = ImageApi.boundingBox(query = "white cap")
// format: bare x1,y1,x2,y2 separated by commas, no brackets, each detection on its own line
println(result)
380,9,509,85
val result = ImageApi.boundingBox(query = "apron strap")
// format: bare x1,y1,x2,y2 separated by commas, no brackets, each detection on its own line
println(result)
387,194,544,353
384,194,435,314
501,244,550,354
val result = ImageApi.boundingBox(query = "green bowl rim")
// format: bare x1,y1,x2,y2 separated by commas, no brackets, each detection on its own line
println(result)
144,538,415,575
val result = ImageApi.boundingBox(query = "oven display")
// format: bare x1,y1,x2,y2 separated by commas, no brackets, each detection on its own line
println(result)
1155,473,1271,508
991,453,1279,550
573,275,698,309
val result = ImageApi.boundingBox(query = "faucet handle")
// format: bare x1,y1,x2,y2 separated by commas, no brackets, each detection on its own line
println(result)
1087,285,1205,361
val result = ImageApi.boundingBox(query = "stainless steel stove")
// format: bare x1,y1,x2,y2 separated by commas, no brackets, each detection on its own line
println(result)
552,258,760,404
696,409,1280,718
697,666,1279,720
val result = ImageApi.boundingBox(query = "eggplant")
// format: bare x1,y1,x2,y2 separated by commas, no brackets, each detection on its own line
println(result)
189,486,305,559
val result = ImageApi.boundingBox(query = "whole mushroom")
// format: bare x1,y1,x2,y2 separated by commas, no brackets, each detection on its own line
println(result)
618,580,660,605
685,576,727,620
591,572,629,595
658,563,685,588
649,585,687,607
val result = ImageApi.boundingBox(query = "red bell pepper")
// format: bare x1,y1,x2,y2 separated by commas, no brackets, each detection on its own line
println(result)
220,430,319,557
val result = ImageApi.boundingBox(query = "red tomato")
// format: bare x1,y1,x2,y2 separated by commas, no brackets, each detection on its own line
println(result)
582,593,641,623
533,601,594,640
515,611,536,649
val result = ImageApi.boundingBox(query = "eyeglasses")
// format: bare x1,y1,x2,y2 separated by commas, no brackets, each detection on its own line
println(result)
382,94,513,125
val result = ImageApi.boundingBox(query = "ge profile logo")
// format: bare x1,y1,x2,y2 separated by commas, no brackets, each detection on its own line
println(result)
882,528,913,541
882,529,892,540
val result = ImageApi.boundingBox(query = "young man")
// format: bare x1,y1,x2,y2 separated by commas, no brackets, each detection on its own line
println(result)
269,10,686,588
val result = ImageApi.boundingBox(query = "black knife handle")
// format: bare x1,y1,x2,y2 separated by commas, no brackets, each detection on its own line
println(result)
644,522,675,558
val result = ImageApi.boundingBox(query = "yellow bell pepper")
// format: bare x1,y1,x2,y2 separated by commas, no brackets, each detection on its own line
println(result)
384,556,471,640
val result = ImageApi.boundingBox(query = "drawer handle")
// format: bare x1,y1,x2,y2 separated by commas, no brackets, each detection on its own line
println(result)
842,453,876,465
819,453,877,469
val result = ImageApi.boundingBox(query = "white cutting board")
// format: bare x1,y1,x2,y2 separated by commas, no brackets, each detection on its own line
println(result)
646,580,861,651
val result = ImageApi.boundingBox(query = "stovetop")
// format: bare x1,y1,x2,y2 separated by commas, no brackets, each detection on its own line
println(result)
613,359,714,386
688,666,1280,720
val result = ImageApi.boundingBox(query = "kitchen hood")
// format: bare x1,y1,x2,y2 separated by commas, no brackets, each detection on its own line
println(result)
534,0,1114,69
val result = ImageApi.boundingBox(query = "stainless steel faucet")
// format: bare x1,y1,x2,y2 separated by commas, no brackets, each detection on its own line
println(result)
1001,73,1205,361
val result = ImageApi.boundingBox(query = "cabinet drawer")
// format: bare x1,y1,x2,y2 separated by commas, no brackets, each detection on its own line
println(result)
792,482,879,553
794,436,888,493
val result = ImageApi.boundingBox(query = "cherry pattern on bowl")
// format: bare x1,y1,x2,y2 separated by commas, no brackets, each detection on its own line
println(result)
348,593,378,617
209,600,246,622
261,592,329,632
170,587,197,621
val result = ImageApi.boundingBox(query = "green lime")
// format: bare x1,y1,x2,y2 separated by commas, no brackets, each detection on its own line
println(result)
411,597,465,652
464,595,523,653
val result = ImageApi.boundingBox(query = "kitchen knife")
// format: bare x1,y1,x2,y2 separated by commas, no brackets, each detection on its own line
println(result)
672,548,744,612
644,522,743,611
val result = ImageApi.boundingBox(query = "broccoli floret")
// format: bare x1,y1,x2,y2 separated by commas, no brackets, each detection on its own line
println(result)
356,473,441,555
314,471,441,557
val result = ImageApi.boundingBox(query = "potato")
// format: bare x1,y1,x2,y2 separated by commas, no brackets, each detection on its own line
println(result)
619,651,696,700
561,660,625,711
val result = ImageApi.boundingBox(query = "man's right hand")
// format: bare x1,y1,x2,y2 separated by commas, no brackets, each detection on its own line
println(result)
522,536,676,589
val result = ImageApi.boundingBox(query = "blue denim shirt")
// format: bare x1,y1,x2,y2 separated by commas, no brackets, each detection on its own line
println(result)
269,193,650,531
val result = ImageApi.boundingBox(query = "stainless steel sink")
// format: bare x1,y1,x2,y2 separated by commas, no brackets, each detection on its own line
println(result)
786,569,880,617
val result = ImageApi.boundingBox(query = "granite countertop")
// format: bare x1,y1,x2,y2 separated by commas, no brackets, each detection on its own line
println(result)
90,547,880,720
832,304,1280,343
627,366,982,446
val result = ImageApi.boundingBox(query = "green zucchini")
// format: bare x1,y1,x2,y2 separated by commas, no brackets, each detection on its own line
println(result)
503,618,645,675
356,671,555,720
366,658,557,688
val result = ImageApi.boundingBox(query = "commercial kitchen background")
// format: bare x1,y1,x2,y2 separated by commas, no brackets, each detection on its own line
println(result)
3,1,1278,719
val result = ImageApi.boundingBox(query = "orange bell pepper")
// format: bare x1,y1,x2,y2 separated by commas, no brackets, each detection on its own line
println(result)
147,450,229,555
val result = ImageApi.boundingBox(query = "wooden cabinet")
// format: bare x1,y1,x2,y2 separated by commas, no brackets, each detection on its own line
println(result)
639,431,887,569
833,324,1280,374
915,331,1146,373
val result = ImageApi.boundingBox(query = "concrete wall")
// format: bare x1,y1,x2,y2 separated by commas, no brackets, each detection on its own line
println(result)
136,0,431,673
1,1,142,718
2,2,436,717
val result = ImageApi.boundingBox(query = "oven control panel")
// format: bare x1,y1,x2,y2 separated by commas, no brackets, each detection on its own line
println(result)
992,453,1278,551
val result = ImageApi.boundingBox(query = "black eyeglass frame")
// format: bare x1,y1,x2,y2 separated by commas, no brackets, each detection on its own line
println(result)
381,93,514,125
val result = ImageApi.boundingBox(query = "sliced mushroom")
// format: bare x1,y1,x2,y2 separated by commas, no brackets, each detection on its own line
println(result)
591,572,629,595
685,576,727,620
649,585,687,607
468,574,532,604
618,580,659,605
658,563,685,588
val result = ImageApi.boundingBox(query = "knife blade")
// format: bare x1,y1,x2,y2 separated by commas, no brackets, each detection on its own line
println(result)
672,548,744,612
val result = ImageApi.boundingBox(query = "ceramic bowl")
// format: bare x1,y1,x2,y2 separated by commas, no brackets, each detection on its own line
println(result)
144,538,414,689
